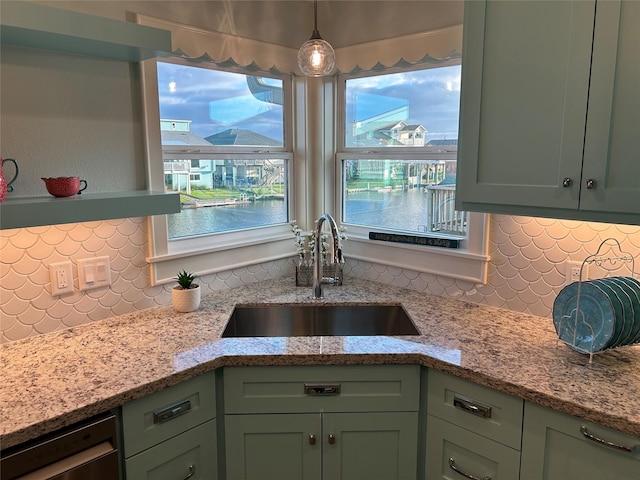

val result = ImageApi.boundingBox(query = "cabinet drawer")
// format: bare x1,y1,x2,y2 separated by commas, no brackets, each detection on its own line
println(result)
125,419,217,479
122,372,216,457
426,414,521,480
224,365,420,414
427,369,523,449
521,402,640,479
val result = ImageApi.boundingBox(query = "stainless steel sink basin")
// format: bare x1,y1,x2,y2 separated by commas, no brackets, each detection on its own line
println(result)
221,304,420,337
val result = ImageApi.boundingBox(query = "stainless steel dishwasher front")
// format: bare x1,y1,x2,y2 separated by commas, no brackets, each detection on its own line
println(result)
0,412,119,480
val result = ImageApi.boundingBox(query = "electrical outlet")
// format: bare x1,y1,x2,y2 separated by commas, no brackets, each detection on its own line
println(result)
565,260,588,285
50,261,74,296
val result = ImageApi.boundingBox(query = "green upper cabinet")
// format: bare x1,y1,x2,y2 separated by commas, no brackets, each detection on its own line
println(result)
580,0,640,214
456,0,640,225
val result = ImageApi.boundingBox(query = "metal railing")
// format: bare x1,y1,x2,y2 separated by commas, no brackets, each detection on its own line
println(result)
425,184,467,236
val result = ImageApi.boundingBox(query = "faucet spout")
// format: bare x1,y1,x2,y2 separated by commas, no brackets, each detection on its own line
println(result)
312,213,344,299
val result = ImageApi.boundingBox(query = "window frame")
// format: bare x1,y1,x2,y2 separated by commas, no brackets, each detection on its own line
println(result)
141,56,296,286
334,62,490,284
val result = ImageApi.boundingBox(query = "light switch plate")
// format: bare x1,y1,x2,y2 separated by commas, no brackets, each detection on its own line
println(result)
78,256,112,291
50,261,74,296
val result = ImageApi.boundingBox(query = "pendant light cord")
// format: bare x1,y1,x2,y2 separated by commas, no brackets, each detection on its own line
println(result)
314,0,318,30
311,0,321,40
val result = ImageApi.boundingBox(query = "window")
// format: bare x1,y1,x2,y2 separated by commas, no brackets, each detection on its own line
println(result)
339,65,465,237
142,55,294,285
156,60,290,239
336,61,489,283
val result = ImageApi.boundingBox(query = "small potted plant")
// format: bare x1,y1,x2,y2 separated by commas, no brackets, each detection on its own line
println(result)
172,270,201,312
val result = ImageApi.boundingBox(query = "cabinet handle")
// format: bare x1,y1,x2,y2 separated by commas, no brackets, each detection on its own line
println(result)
153,399,192,424
182,465,195,480
448,457,491,480
580,426,640,453
304,383,341,395
328,433,336,445
586,179,596,189
453,395,492,419
309,434,316,445
562,177,572,187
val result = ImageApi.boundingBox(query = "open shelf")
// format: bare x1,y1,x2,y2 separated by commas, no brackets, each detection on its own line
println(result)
0,2,171,62
0,191,180,230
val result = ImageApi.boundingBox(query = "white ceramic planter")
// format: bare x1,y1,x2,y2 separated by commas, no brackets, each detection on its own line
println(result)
171,284,201,312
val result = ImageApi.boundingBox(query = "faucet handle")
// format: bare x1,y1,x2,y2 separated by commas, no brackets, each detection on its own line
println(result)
337,248,345,264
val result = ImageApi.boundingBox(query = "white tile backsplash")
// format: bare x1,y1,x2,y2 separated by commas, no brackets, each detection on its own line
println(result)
1,214,639,343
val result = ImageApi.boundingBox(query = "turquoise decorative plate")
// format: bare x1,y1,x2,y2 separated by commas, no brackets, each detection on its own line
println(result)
591,278,626,349
553,281,615,353
606,277,637,347
616,276,640,345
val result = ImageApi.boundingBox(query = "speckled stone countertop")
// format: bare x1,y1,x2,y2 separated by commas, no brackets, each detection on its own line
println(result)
2,278,639,449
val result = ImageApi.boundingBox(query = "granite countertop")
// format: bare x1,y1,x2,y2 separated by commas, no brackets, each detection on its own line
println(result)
2,277,639,449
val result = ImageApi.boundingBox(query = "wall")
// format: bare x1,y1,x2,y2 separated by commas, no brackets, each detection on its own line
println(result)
2,215,639,343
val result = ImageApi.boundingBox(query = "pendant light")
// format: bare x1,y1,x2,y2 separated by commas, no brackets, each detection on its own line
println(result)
297,0,335,77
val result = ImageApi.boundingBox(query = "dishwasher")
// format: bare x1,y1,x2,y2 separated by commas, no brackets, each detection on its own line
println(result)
1,412,120,480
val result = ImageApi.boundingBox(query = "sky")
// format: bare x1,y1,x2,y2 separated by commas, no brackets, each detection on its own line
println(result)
157,61,461,145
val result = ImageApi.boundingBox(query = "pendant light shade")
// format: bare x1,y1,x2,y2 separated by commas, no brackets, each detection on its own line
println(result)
298,0,335,77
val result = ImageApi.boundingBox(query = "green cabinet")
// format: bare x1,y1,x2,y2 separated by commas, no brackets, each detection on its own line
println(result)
520,402,640,480
427,415,521,480
225,412,417,480
121,372,218,479
223,365,420,480
457,0,640,224
125,419,217,480
426,369,523,479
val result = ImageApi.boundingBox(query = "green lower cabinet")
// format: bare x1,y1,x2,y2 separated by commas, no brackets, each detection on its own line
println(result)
426,415,521,480
225,413,322,480
323,412,418,480
520,402,640,480
125,419,217,479
225,412,418,480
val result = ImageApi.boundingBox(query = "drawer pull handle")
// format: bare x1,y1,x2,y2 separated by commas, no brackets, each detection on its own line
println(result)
586,179,596,189
562,177,572,187
309,434,316,445
453,395,492,419
580,426,639,453
153,399,192,424
304,383,341,395
182,465,195,480
328,433,336,445
449,457,491,480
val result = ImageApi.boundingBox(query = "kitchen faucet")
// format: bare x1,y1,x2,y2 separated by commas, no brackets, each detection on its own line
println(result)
313,213,344,299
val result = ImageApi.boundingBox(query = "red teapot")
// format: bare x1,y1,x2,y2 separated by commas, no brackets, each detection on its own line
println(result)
0,158,19,203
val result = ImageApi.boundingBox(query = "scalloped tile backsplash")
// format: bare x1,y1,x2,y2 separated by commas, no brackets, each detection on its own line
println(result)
1,215,639,343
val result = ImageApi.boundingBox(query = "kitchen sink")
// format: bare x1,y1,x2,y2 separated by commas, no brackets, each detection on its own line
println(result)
221,304,420,337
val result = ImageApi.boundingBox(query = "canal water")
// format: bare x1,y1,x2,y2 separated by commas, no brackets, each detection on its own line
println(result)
168,188,431,239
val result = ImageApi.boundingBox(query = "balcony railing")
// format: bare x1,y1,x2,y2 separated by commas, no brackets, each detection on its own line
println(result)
164,160,191,174
425,184,467,236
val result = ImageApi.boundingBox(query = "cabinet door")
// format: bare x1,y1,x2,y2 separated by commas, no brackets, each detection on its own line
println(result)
521,402,640,480
125,419,217,480
580,0,640,214
426,415,521,480
457,0,594,210
225,413,321,480
323,412,418,480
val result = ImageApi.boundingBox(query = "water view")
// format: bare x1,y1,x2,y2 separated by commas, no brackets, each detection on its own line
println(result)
168,189,437,239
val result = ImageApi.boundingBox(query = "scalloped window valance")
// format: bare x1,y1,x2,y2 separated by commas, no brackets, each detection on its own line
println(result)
136,14,461,76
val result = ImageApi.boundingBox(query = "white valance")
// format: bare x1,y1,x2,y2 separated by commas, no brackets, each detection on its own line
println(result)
136,14,462,76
